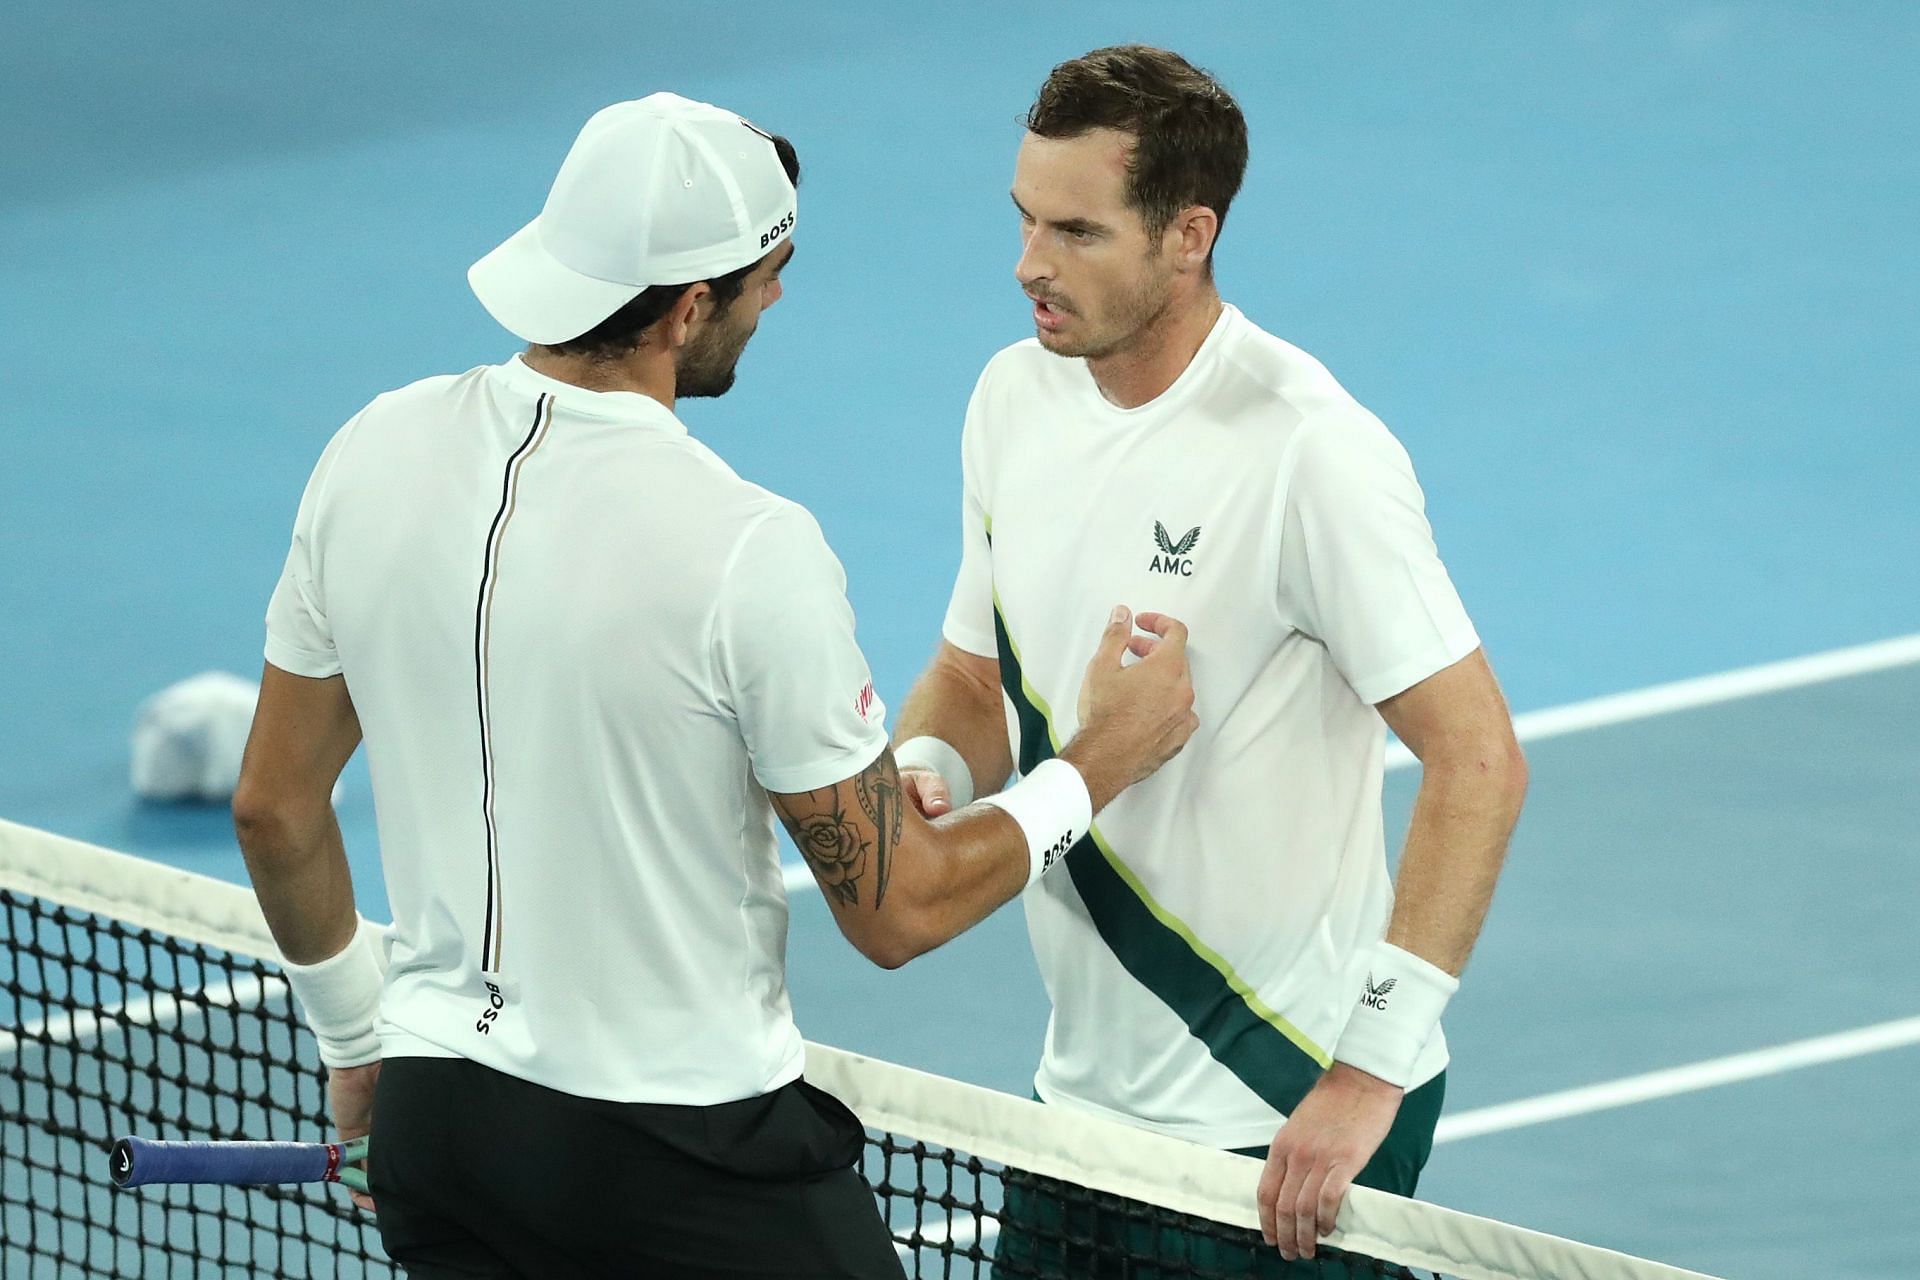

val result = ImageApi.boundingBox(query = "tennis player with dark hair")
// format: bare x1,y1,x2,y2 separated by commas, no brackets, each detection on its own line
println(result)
233,92,1197,1279
890,47,1529,1274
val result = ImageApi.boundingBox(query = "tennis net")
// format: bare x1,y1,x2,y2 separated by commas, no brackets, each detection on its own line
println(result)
1,819,1719,1279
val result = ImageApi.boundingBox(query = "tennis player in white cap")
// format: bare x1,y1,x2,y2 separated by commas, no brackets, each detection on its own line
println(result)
233,93,1198,1278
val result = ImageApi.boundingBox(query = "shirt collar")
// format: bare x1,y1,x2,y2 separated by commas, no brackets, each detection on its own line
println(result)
1082,303,1241,418
495,354,690,435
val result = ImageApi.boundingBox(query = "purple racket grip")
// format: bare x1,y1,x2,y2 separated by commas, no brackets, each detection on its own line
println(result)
109,1136,343,1188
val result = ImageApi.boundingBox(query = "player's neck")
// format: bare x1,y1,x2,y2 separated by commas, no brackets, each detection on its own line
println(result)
1086,286,1224,411
522,347,679,413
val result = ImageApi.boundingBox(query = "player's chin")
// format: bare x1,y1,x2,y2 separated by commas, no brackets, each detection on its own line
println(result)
1034,326,1083,356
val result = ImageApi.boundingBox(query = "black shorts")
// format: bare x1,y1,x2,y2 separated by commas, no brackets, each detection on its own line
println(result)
369,1055,904,1280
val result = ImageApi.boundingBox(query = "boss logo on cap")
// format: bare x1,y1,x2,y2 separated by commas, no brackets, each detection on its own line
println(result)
760,211,795,250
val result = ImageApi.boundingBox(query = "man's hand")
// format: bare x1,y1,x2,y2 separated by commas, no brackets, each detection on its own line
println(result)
1060,609,1198,810
899,767,953,818
327,1060,381,1212
1257,1064,1402,1260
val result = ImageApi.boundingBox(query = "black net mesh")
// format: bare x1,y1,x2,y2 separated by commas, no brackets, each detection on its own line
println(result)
3,889,390,1278
871,1136,1420,1279
4,883,1421,1278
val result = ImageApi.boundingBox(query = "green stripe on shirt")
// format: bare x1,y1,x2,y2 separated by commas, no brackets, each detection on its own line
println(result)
985,528,1333,1116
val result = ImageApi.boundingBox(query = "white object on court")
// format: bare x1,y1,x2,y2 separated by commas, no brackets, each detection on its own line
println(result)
130,671,344,807
129,671,260,803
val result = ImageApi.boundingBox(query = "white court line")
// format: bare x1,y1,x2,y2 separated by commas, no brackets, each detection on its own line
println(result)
1436,1014,1920,1143
784,631,1920,888
0,975,279,1058
1388,630,1920,769
894,1215,996,1257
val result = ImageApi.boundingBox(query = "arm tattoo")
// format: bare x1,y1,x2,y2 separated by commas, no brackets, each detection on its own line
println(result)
772,750,903,910
854,752,904,908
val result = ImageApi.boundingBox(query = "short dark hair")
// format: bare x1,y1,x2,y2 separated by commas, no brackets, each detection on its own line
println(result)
545,134,801,359
1026,46,1247,251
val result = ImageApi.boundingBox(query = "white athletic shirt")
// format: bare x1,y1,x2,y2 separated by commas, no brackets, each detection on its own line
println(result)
942,306,1479,1149
265,355,888,1105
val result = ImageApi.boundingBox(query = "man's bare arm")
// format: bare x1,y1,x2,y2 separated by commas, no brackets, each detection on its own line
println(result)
772,749,1031,967
232,663,365,964
1375,647,1529,975
232,661,380,1209
1258,647,1527,1259
892,641,1014,814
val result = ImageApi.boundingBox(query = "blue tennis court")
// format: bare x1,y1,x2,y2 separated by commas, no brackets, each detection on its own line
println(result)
4,5,1916,1277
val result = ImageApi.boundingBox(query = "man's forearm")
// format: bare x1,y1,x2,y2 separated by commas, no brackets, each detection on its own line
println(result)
235,805,360,965
894,646,1014,797
870,804,1038,966
1384,754,1527,975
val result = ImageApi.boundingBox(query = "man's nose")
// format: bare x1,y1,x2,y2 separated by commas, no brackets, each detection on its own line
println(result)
1015,228,1051,290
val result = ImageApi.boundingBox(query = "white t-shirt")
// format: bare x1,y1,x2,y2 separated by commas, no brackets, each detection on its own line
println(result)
942,306,1479,1149
266,354,888,1105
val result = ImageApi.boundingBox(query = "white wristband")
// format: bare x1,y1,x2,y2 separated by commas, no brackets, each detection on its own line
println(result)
979,758,1091,888
1332,941,1458,1088
281,919,388,1069
892,736,976,808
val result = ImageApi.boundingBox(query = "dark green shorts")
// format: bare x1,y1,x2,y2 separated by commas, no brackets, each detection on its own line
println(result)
993,1072,1445,1279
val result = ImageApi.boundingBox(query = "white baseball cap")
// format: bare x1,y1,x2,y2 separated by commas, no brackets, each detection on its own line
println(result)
469,93,797,345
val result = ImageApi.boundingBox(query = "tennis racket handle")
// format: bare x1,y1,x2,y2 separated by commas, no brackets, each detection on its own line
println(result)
110,1136,348,1188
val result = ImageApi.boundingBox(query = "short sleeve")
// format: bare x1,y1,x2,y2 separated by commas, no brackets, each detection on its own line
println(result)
1276,416,1480,705
713,504,890,794
264,426,353,678
940,370,998,658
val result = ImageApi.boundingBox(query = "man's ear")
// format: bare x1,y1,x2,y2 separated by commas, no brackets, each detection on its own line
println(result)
662,282,712,350
1168,205,1219,275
